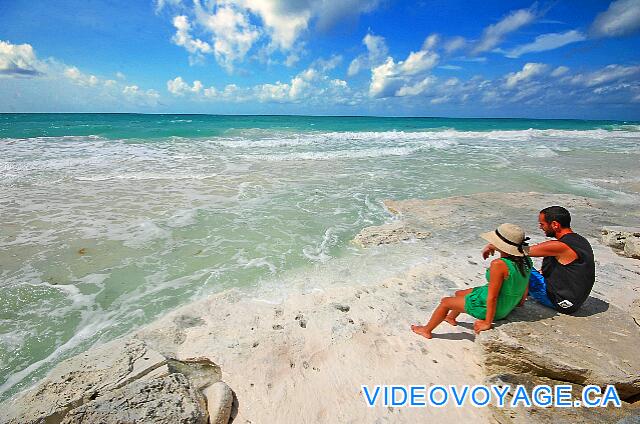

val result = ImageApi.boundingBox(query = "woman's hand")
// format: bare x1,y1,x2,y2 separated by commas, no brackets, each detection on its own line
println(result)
482,243,496,259
473,319,492,334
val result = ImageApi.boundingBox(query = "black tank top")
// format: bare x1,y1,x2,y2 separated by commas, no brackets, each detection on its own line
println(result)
541,233,595,314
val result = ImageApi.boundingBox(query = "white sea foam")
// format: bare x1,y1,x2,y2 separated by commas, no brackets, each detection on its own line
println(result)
2,123,639,402
528,146,559,158
122,221,171,248
302,227,339,262
75,173,218,181
251,146,422,161
166,209,198,228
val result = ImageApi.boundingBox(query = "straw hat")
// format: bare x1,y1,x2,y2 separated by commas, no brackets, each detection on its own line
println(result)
481,223,529,256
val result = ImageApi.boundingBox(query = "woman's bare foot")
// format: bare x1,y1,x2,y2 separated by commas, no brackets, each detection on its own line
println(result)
411,325,432,339
444,315,458,326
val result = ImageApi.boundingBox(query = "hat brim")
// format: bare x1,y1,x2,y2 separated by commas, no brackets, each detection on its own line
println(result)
481,231,528,257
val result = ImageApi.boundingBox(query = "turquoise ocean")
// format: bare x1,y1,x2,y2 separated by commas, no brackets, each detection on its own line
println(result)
1,113,639,401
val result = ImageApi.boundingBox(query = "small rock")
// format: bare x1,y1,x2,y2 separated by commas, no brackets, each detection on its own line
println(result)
332,303,350,313
203,381,234,424
624,238,640,259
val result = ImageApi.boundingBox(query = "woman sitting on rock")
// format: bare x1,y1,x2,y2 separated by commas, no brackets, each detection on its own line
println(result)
411,223,532,339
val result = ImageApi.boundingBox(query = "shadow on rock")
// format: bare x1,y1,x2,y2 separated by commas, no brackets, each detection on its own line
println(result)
431,332,475,341
572,296,609,317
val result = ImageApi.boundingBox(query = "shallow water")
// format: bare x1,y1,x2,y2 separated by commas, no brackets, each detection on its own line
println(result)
1,114,639,400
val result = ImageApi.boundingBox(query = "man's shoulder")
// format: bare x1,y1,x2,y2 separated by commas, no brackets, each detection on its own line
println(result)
560,232,593,248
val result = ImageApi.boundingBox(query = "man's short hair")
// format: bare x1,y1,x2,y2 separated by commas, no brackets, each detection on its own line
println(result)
540,206,571,228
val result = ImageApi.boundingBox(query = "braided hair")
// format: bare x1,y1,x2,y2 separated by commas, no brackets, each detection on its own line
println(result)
507,254,532,276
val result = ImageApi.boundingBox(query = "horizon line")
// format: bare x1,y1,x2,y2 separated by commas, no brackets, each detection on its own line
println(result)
0,112,636,123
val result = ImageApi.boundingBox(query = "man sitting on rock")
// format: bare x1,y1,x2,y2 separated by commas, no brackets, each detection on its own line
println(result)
483,206,595,314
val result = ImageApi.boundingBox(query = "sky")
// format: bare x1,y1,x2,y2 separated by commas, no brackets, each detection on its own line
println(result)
1,0,639,119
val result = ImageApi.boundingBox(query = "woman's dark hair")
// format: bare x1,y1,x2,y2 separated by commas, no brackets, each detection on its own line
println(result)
540,206,571,228
508,255,532,277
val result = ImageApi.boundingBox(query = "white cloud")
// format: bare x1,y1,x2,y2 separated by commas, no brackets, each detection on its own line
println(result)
313,0,381,30
331,78,347,88
348,33,388,76
0,40,44,77
369,58,398,97
473,8,537,54
401,50,439,75
590,0,640,38
363,33,388,62
347,55,367,77
163,1,382,71
240,0,310,51
171,15,213,64
115,71,126,80
504,30,586,58
312,54,342,72
505,63,547,88
193,2,259,71
551,66,569,77
256,81,291,102
396,76,436,97
167,76,203,95
569,64,640,87
369,48,439,98
284,53,300,66
165,57,351,104
155,0,183,13
63,66,101,86
439,65,462,70
0,41,159,109
123,85,161,104
444,36,466,54
422,34,439,50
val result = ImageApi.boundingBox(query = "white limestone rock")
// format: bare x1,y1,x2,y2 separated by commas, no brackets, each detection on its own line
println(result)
352,221,430,247
2,337,167,424
60,373,208,424
602,226,640,259
203,381,234,424
477,299,640,400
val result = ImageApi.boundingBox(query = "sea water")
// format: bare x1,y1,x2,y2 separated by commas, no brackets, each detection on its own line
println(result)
1,113,639,401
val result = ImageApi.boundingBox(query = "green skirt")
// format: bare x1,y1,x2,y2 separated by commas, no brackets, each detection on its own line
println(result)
464,285,516,321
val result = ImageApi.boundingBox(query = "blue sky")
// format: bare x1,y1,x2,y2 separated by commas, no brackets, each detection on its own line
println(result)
1,0,639,119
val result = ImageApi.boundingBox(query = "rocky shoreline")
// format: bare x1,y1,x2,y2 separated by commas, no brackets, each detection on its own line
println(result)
2,192,639,423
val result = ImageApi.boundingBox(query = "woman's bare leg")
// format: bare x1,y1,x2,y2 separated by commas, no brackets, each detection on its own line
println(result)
445,289,472,325
411,296,467,339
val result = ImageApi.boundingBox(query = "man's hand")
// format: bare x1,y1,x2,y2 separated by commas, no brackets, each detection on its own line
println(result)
473,319,492,334
482,243,496,260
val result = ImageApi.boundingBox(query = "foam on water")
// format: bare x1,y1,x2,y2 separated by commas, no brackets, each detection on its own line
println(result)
1,120,640,401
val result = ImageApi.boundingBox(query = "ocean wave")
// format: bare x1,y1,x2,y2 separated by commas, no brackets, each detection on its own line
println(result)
74,173,218,181
0,135,106,142
250,146,422,161
206,128,640,151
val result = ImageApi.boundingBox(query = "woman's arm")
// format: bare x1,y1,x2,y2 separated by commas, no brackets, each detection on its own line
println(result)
519,285,529,306
474,259,507,333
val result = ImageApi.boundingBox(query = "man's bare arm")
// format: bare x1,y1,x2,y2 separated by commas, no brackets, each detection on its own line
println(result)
528,240,577,264
528,240,567,257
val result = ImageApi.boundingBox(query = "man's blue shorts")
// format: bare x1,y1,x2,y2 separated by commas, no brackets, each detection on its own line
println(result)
528,269,555,308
